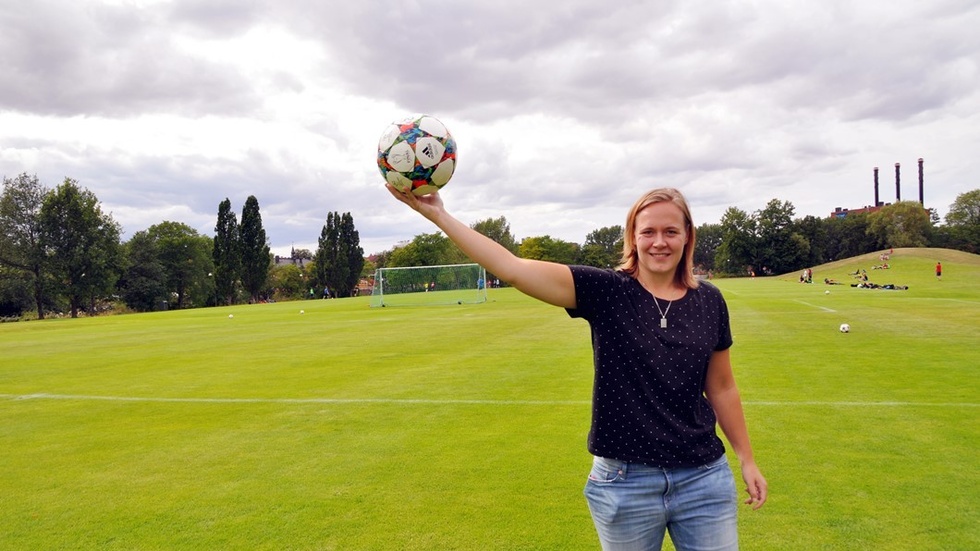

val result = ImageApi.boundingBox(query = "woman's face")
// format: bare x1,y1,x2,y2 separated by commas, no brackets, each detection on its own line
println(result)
633,201,689,279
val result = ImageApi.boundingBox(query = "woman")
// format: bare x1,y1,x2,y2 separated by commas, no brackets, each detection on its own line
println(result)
386,185,766,550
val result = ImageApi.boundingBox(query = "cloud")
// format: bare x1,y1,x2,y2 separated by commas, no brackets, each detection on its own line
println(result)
2,0,979,257
0,1,259,117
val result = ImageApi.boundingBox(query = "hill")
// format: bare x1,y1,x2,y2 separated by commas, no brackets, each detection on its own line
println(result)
774,247,980,295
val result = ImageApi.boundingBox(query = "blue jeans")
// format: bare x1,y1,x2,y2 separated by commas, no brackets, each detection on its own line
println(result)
584,454,739,551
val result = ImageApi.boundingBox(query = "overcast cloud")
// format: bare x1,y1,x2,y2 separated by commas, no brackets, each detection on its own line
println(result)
2,0,978,256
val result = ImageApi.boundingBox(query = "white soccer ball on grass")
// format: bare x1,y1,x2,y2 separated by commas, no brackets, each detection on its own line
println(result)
839,323,850,333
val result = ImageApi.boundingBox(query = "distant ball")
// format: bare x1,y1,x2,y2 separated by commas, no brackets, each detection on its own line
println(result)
839,323,850,333
300,310,305,314
228,314,234,319
825,290,830,294
377,114,457,196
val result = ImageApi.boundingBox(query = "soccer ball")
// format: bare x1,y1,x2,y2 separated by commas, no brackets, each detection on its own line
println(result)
839,323,850,333
377,114,457,196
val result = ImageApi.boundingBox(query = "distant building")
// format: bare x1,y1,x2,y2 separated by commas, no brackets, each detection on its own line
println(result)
830,205,884,219
274,247,311,267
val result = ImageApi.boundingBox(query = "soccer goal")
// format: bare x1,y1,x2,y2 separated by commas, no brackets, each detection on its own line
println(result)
369,263,488,307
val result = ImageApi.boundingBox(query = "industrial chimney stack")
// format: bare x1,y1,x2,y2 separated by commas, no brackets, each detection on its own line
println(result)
918,158,924,206
873,167,880,206
895,163,901,201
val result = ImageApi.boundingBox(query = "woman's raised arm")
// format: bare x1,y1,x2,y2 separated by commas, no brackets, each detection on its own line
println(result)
386,185,575,309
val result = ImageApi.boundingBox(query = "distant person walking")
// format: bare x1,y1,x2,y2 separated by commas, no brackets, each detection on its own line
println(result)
936,262,942,281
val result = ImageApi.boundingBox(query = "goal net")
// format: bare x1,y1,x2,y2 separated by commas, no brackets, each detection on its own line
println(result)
369,263,488,307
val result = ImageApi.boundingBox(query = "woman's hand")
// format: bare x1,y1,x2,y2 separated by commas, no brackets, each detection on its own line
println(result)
385,184,444,222
740,460,768,510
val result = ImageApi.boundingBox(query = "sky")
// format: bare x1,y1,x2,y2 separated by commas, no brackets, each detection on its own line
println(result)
2,0,978,258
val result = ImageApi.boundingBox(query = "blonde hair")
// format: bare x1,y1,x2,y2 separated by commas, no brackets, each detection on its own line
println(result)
617,188,699,289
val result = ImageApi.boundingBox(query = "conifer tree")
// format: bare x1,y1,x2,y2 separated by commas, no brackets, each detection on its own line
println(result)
313,211,364,297
339,212,364,296
239,195,270,303
213,198,240,305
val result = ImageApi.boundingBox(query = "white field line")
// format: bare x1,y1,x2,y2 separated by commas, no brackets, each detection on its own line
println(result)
1,394,977,407
1,393,586,406
793,299,837,313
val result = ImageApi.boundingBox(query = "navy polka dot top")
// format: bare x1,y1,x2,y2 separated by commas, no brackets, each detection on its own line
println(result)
566,265,732,468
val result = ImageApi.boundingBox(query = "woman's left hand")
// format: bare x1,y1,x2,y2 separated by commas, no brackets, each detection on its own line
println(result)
740,461,768,510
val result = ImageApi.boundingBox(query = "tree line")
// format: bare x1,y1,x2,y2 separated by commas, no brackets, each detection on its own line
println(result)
375,193,979,279
2,172,977,320
0,174,364,319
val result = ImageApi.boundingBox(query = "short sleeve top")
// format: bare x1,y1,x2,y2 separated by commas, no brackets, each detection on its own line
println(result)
566,265,732,467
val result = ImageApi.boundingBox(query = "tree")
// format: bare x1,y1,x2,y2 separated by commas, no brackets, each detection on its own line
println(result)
324,212,348,296
119,230,167,312
239,195,271,303
867,201,931,248
755,199,808,275
269,263,307,301
945,189,980,227
693,223,722,272
0,174,49,318
0,264,32,317
146,221,214,309
292,248,314,260
314,213,340,296
312,217,335,295
312,212,365,298
581,225,623,268
795,215,829,268
38,178,122,318
339,213,365,296
386,232,467,268
360,257,376,281
824,213,876,261
371,249,393,270
715,207,758,276
941,189,980,253
518,236,581,264
212,198,240,305
388,232,464,267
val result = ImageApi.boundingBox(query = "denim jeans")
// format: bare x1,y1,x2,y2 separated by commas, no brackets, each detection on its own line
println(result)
584,454,739,551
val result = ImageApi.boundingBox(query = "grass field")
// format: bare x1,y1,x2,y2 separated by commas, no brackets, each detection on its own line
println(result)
1,247,977,550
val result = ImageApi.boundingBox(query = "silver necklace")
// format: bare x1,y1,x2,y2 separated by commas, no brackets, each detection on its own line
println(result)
652,295,672,329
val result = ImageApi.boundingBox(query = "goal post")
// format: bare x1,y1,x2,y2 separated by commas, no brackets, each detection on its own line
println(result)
369,263,489,307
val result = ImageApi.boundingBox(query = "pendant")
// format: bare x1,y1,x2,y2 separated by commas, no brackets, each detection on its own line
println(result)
660,317,667,329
